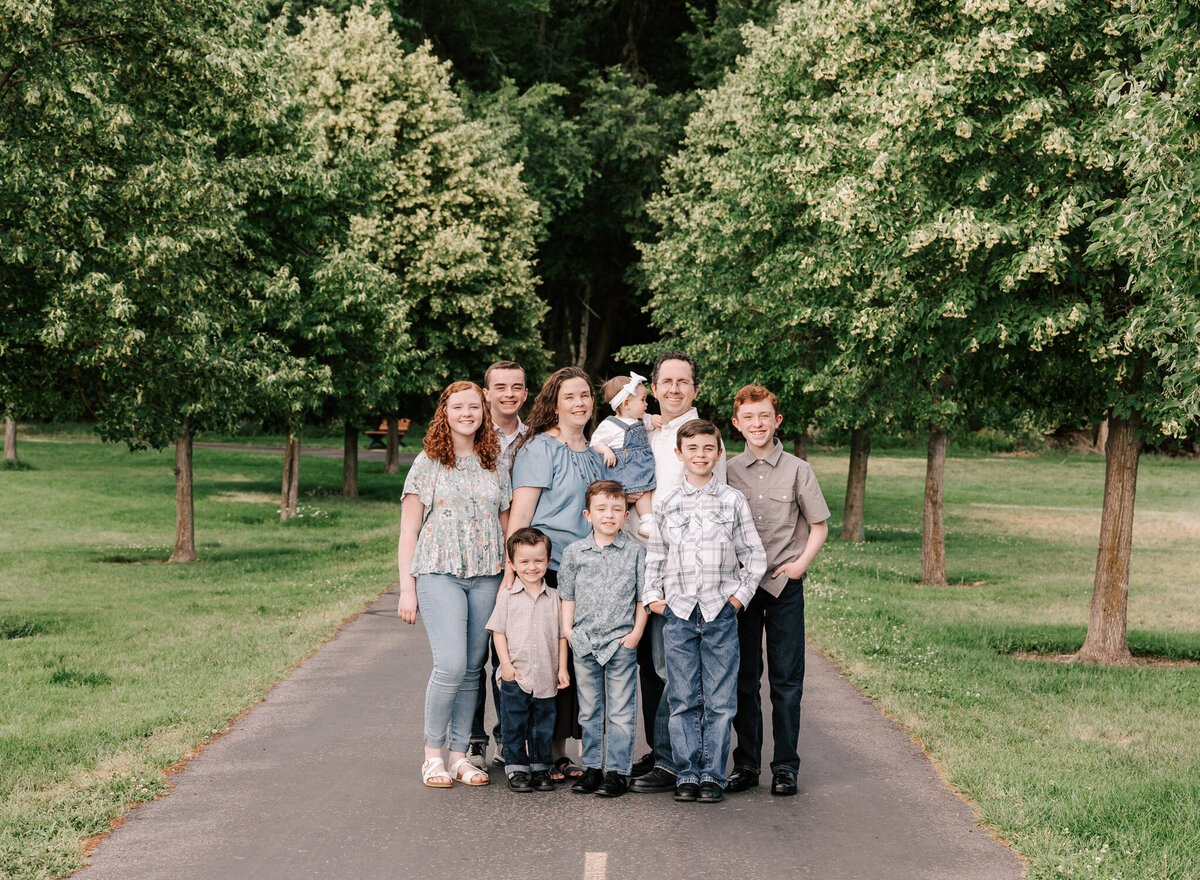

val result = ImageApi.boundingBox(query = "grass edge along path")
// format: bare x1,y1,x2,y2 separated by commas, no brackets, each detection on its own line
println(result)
801,451,1200,880
0,441,404,880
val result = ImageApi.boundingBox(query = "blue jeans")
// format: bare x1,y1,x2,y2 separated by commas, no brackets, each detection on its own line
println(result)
574,645,639,775
470,638,501,746
415,573,500,751
647,614,676,774
733,577,806,774
663,602,740,787
497,677,556,775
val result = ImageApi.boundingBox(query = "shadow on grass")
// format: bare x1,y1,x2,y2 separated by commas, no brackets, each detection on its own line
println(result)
2,460,36,471
961,624,1200,662
1,613,62,640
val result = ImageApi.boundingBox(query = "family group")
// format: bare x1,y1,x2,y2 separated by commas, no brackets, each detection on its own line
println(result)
396,352,829,805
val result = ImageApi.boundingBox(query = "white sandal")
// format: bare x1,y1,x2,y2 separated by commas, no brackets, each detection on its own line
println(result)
421,756,453,788
449,756,490,786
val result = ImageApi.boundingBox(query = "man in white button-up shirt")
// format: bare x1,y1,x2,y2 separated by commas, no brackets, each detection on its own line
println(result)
630,352,727,793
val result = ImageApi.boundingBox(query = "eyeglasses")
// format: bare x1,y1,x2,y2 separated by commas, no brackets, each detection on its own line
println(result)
656,379,694,390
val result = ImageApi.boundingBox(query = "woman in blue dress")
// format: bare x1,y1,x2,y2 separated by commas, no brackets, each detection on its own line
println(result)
506,365,602,779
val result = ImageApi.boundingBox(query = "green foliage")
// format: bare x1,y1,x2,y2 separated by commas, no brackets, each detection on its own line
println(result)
637,0,1200,445
286,5,546,399
0,0,316,449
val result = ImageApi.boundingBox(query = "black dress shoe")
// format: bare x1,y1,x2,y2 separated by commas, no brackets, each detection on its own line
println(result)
595,771,629,798
508,771,532,792
630,767,677,793
673,782,699,802
697,781,724,803
726,768,760,792
571,767,605,794
530,770,556,791
631,752,656,776
771,768,798,796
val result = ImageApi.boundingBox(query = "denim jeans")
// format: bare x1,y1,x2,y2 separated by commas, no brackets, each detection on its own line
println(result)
415,572,500,751
733,577,806,774
497,677,556,775
663,601,740,787
574,645,639,775
647,614,677,774
470,638,502,746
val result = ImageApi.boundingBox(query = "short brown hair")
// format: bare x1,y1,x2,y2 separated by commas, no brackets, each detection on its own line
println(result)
506,526,551,561
484,360,525,388
733,384,779,414
676,418,721,449
585,479,628,509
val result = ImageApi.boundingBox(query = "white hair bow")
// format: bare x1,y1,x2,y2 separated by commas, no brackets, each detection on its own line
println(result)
610,371,648,411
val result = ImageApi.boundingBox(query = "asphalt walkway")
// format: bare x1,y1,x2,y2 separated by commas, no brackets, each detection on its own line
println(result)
75,588,1024,880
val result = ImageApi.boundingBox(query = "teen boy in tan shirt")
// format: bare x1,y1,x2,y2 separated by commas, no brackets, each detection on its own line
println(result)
725,385,830,796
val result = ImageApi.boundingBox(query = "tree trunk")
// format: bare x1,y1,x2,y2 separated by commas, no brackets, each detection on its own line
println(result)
1093,419,1109,455
841,426,870,542
1075,414,1140,664
792,429,808,461
4,416,16,465
920,425,948,586
281,432,300,521
384,417,400,474
343,421,359,498
168,421,197,563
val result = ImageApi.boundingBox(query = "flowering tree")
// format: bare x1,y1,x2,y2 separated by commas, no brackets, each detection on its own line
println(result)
641,0,1200,651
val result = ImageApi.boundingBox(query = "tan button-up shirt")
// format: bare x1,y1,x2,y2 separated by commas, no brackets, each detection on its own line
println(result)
727,441,831,597
485,580,562,698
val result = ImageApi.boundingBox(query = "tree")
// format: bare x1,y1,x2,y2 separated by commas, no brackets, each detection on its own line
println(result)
288,6,545,416
637,0,1197,615
1079,0,1200,661
1,0,317,558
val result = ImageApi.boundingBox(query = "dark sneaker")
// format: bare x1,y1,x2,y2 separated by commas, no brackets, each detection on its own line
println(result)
771,768,799,796
571,767,605,794
490,742,506,767
466,741,487,769
630,767,677,793
530,770,556,791
508,772,533,793
726,768,760,792
631,752,655,777
595,771,628,797
673,782,699,802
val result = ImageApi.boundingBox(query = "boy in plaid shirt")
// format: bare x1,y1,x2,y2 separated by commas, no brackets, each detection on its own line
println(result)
643,419,766,804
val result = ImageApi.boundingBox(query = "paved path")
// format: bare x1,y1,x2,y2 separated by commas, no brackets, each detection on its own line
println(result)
76,589,1024,880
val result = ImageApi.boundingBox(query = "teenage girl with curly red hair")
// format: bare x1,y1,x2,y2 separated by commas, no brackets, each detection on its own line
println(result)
397,381,509,788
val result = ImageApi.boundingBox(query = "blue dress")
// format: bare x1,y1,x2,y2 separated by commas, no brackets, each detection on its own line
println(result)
511,433,603,571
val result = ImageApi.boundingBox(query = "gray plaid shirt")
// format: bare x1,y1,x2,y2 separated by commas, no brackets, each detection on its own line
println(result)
644,477,766,622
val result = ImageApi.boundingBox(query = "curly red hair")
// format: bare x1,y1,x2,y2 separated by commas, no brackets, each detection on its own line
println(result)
423,381,500,470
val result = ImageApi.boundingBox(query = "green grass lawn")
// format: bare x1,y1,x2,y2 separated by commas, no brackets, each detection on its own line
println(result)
803,452,1200,880
1,441,1197,879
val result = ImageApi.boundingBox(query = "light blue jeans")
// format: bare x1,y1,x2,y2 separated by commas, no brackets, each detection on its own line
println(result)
574,644,639,775
664,602,740,787
416,573,501,751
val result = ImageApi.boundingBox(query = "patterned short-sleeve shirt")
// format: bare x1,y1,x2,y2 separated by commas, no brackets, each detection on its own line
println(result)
403,451,511,578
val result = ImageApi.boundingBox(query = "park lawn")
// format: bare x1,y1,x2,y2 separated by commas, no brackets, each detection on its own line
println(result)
803,451,1200,880
1,443,1197,879
0,440,405,879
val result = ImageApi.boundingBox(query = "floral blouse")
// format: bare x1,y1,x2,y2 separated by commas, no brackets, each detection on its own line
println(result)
403,452,512,578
